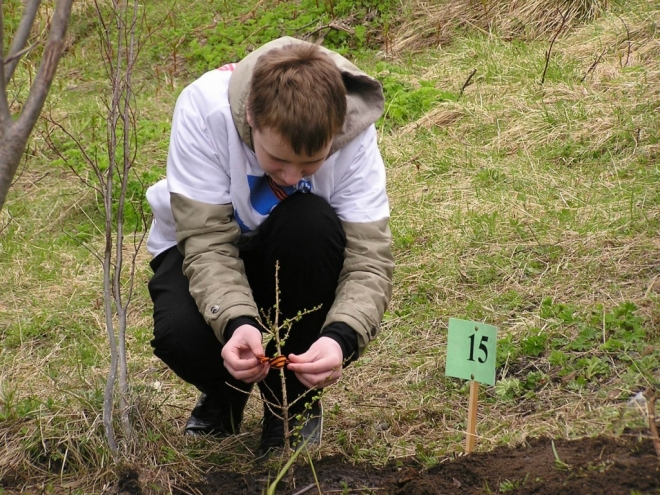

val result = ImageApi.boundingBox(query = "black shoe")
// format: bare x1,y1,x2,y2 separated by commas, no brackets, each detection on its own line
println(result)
184,393,242,437
256,400,323,459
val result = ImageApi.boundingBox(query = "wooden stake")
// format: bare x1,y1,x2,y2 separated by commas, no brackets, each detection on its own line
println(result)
466,380,479,453
645,387,660,459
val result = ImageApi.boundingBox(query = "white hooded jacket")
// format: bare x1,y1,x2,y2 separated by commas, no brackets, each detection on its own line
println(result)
146,37,394,355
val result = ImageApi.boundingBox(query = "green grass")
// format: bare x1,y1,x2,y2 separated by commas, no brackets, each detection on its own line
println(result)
1,0,660,493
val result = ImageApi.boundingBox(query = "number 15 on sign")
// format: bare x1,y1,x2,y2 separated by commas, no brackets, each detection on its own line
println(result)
445,318,498,454
445,318,497,386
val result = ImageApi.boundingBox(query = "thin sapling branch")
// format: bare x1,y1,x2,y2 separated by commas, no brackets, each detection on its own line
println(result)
259,261,321,462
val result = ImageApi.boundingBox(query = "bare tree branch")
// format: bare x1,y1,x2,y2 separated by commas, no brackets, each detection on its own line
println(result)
5,42,38,66
615,14,632,68
581,46,607,83
540,9,567,86
4,0,42,83
0,5,11,126
459,68,477,98
0,0,73,214
16,0,73,136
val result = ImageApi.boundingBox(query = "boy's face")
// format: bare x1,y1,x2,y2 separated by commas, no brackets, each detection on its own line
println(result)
251,126,331,187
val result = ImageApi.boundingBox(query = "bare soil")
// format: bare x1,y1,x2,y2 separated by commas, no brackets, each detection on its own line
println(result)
117,429,660,494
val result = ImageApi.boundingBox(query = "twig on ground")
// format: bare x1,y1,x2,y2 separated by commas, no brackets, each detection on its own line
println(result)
323,489,383,493
581,46,607,82
645,274,659,298
541,9,568,85
292,483,316,495
459,69,477,98
615,14,632,67
303,20,354,43
0,208,13,235
239,0,265,22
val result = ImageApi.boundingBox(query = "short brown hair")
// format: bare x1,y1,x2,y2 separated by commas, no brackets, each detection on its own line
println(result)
247,43,347,156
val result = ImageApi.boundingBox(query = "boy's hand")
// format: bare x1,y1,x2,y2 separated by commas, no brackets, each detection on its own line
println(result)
286,336,343,389
221,324,269,383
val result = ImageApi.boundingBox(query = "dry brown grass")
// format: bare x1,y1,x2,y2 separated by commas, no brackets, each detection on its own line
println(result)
391,0,610,54
347,1,660,466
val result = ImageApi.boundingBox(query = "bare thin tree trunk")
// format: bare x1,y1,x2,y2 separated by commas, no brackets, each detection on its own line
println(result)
0,0,73,213
117,0,140,435
102,187,119,455
98,0,142,453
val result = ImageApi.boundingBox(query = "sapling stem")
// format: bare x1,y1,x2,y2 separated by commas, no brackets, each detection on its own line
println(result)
273,262,292,460
261,261,321,461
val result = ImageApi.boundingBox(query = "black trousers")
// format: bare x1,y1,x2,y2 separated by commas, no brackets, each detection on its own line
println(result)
148,193,346,416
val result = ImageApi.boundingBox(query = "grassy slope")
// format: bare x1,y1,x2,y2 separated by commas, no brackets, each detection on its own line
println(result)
0,0,658,492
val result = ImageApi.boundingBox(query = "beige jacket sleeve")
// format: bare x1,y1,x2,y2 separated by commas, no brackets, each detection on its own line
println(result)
324,218,394,356
170,192,260,343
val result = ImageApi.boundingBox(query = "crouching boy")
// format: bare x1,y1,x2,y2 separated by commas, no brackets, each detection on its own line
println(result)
146,37,394,458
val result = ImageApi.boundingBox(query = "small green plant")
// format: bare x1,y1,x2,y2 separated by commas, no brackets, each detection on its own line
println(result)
266,434,313,495
495,378,522,401
521,331,548,357
521,371,547,392
548,349,568,366
499,479,520,492
539,298,577,323
0,391,40,421
577,356,609,381
415,442,439,468
551,441,570,471
376,63,457,132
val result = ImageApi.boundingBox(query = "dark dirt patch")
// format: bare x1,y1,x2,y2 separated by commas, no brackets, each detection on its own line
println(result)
117,466,142,495
186,431,660,495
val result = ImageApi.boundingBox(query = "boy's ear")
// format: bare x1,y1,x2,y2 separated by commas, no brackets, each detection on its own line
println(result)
246,108,253,127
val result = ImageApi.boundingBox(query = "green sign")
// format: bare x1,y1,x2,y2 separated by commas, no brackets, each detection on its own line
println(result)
445,318,498,386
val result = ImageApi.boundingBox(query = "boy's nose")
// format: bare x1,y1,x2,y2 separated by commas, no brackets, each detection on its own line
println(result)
281,167,302,185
